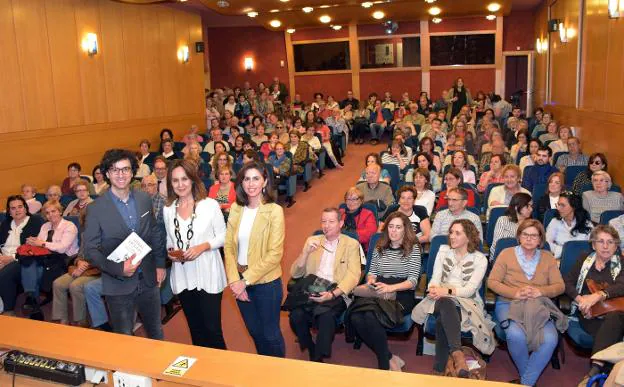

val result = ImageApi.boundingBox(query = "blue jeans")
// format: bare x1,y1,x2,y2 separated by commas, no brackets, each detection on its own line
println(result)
21,262,44,296
495,300,558,386
84,278,108,328
237,278,285,357
160,267,173,305
369,123,383,140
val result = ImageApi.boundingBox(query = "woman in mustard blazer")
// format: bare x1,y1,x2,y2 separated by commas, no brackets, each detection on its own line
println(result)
224,162,286,357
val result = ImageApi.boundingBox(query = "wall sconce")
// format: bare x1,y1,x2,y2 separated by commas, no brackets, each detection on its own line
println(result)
81,33,98,56
608,0,622,18
536,38,548,54
558,23,568,43
244,57,254,71
177,45,189,63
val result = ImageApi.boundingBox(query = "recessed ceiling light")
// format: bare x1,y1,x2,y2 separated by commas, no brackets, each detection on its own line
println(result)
319,15,331,23
269,20,282,28
269,9,279,13
432,17,442,23
372,11,385,19
302,6,313,13
286,28,296,33
279,0,289,2
487,3,501,12
486,14,496,20
428,6,441,15
332,25,342,30
361,1,373,7
320,4,330,8
247,11,258,17
424,0,436,3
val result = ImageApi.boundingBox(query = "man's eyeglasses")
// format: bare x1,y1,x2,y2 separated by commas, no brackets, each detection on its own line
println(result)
109,167,132,175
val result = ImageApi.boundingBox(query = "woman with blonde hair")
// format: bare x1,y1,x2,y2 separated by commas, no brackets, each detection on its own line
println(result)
582,170,624,223
210,151,233,180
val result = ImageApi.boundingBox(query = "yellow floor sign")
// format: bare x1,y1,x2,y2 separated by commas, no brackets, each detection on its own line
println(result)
163,356,197,377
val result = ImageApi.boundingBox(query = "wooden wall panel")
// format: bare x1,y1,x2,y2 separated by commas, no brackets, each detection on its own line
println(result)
174,11,193,115
0,0,26,133
187,13,205,115
75,0,108,124
533,3,548,107
157,8,180,117
549,0,579,108
604,19,624,114
12,0,58,130
122,5,148,120
45,0,84,127
99,0,128,122
141,7,165,118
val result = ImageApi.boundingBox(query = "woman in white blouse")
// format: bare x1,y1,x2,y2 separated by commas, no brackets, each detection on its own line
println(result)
412,219,494,377
487,164,530,219
546,191,593,259
163,159,227,349
413,168,436,216
451,150,476,185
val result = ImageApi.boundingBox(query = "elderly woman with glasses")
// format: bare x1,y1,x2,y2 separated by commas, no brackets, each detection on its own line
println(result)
488,219,565,386
63,181,94,217
582,170,624,224
563,225,624,386
339,187,377,251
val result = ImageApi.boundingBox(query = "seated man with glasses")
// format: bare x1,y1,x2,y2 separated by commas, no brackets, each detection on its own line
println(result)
287,208,361,362
356,164,394,218
430,187,482,242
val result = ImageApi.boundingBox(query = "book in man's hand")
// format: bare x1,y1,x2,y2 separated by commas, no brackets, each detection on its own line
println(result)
106,232,152,265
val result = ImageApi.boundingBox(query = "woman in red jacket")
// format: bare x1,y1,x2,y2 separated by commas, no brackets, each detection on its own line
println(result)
339,187,377,252
208,166,236,219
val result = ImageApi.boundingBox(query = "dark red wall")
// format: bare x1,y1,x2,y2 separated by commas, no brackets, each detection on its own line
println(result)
503,11,536,51
430,69,495,100
357,22,420,37
207,27,288,89
291,27,348,41
359,71,422,100
429,17,496,33
294,74,352,101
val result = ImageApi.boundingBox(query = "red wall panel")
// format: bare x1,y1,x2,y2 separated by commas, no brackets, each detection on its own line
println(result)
294,74,352,101
357,21,420,37
359,71,422,100
429,69,495,100
207,27,288,89
429,17,495,33
291,27,348,41
503,11,536,51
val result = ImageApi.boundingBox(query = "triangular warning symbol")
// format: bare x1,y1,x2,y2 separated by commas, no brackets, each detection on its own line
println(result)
172,359,189,368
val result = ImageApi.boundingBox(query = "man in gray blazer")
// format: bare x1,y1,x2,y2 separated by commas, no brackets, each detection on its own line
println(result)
84,149,166,339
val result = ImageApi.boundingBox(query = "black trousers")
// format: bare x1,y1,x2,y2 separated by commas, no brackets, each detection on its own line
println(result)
178,289,227,350
289,299,346,361
0,261,21,311
352,122,368,140
433,297,463,372
350,311,393,369
580,311,624,356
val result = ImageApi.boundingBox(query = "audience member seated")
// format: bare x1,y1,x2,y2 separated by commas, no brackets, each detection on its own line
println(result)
536,172,564,221
488,165,530,217
21,200,79,314
268,142,296,205
184,141,205,171
158,128,174,153
431,187,483,241
477,154,505,193
412,168,436,215
538,120,560,145
548,125,571,155
411,152,440,192
274,122,289,145
356,165,395,219
46,185,62,203
288,131,313,176
251,124,269,147
161,139,181,161
315,119,343,169
210,151,232,180
369,100,392,145
381,140,410,179
288,208,361,362
52,211,99,326
412,219,494,377
92,165,109,196
436,168,476,210
450,150,476,185
583,171,624,224
487,219,565,386
204,128,231,155
21,184,42,214
63,181,94,217
347,212,421,371
380,186,430,244
152,156,169,198
135,150,152,179
563,225,624,386
608,214,624,250
138,139,154,168
546,191,593,259
301,126,321,154
555,136,588,172
478,139,512,175
519,139,541,176
208,167,236,216
530,111,553,138
339,187,377,252
260,133,278,160
0,195,43,316
510,129,528,163
490,193,533,259
419,137,442,173
572,153,608,196
521,146,557,192
61,162,94,196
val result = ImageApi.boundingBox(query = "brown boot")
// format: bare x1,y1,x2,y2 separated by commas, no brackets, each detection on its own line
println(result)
451,350,470,378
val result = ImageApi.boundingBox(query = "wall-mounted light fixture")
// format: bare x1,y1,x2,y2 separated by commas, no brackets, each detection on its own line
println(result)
558,22,568,43
244,57,254,71
536,37,548,54
608,0,622,18
81,33,98,56
177,45,189,63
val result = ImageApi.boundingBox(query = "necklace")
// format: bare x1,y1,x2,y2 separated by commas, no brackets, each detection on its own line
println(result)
173,200,197,250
